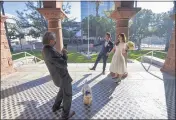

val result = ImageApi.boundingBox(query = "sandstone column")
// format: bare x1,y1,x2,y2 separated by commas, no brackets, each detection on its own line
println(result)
110,1,141,40
1,15,14,77
37,1,67,53
160,13,175,76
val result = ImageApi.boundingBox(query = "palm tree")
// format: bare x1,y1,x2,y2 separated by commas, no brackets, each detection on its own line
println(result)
0,1,13,52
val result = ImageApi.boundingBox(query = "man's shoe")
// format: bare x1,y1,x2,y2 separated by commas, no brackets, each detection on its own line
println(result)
52,105,63,112
102,71,105,75
61,111,75,120
90,67,95,70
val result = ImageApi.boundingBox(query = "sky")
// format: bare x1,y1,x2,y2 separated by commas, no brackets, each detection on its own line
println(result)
4,1,174,22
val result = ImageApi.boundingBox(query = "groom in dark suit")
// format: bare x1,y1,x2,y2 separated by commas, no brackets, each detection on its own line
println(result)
90,32,113,75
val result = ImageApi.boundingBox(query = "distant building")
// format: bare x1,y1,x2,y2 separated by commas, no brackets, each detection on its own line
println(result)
81,1,114,21
80,1,114,40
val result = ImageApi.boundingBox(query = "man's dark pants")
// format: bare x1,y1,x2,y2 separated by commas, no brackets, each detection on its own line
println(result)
93,53,108,72
54,76,72,117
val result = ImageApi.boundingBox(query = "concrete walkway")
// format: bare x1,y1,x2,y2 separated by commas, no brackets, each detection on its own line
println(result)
1,63,175,119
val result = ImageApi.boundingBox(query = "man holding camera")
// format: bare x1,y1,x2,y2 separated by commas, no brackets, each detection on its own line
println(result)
42,32,75,119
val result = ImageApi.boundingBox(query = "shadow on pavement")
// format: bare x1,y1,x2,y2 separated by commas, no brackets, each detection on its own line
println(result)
162,72,175,119
71,76,118,119
72,73,102,96
14,73,91,119
141,62,175,119
1,75,51,99
14,74,118,119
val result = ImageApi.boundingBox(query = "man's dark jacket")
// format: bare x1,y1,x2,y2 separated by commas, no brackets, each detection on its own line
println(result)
42,45,72,87
94,40,114,55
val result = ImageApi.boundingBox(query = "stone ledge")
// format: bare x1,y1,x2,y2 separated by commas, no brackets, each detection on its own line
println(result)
142,56,165,67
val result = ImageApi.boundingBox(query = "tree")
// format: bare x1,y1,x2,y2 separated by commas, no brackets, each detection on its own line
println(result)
10,21,25,50
82,15,96,37
82,15,115,40
6,22,17,40
0,1,13,52
153,11,174,51
16,33,25,50
62,18,81,43
14,1,74,38
15,2,47,37
103,5,116,41
129,9,153,50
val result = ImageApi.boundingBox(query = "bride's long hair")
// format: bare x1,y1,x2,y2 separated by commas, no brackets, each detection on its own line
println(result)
116,33,126,46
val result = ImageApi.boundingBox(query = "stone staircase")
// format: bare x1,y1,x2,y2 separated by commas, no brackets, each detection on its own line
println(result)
1,61,175,119
6,61,162,76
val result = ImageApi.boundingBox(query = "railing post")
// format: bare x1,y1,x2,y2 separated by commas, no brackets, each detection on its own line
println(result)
34,57,36,64
25,52,27,64
151,51,153,65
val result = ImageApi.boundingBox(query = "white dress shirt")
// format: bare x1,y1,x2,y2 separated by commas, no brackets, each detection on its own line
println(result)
105,41,109,47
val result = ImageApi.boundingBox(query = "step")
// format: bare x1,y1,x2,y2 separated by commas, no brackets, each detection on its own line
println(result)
142,56,164,67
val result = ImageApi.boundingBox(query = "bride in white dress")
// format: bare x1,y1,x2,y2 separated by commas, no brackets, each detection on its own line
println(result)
109,33,127,82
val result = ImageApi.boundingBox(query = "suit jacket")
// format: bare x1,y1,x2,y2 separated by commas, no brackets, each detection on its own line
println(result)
94,40,114,55
42,45,72,87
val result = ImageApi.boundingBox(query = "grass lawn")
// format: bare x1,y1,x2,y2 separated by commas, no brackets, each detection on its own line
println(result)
128,50,167,60
12,50,167,63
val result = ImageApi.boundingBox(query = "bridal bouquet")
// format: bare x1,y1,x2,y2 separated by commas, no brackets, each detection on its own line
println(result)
127,41,135,50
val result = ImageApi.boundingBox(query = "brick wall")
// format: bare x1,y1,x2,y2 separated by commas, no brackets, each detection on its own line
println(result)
161,30,176,75
1,15,14,77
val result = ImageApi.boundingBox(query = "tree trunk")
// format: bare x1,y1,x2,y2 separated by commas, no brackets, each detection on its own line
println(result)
1,1,13,52
165,37,170,52
137,39,141,50
19,38,23,50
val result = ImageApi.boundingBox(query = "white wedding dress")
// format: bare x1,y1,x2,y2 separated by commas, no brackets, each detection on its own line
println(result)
109,43,127,74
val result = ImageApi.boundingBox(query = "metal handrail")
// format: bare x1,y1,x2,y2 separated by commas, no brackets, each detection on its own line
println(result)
135,50,167,61
12,52,25,56
135,51,153,60
25,52,43,61
134,50,167,71
12,52,43,64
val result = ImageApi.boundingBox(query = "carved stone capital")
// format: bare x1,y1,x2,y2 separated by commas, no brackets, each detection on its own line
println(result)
110,7,141,20
37,8,67,20
43,1,63,8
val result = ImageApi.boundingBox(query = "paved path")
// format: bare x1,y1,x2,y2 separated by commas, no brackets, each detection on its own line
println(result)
1,63,175,119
